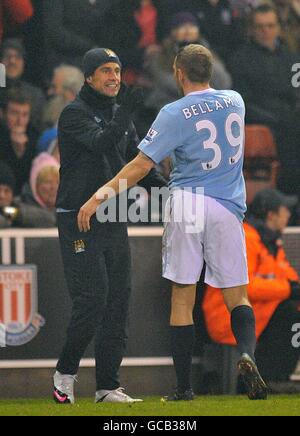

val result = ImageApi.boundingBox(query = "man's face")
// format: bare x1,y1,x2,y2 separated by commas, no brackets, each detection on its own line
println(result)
267,206,291,232
252,12,280,49
1,48,24,80
173,23,200,44
0,185,13,208
5,102,31,130
88,63,121,97
37,172,59,209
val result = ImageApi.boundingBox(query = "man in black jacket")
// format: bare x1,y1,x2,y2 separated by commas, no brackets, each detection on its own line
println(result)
229,4,300,198
54,48,166,404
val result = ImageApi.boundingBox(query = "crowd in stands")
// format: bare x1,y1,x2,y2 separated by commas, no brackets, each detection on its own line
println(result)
0,0,300,229
1,0,300,393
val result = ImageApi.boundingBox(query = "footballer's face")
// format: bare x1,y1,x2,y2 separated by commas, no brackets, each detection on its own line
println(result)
252,12,280,50
87,63,121,97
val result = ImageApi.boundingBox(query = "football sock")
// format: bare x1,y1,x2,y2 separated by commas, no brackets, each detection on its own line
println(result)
171,325,195,392
231,305,256,361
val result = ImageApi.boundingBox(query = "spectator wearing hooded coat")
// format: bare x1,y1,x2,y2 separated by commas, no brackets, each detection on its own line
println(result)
21,152,59,227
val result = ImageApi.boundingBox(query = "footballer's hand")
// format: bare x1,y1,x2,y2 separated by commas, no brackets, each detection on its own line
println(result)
78,195,101,232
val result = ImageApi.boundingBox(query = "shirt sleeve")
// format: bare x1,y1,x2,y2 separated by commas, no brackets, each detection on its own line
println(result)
138,107,182,164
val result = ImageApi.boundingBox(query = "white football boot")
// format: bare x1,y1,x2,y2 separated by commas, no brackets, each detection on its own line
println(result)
95,387,143,403
53,371,77,404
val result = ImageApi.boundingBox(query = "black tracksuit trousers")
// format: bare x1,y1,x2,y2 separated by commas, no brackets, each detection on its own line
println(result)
56,213,131,391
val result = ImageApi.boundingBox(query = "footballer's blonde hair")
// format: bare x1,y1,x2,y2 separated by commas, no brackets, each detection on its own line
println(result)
175,44,213,84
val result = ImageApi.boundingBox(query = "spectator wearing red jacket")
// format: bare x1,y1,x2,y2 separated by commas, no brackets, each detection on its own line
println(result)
0,0,33,42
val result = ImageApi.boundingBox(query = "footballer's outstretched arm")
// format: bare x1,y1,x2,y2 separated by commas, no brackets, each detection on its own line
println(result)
77,152,155,232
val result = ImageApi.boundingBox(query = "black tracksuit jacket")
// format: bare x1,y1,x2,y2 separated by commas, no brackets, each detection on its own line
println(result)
56,83,166,212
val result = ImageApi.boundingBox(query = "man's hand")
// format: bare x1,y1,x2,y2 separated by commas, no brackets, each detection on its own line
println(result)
77,194,101,232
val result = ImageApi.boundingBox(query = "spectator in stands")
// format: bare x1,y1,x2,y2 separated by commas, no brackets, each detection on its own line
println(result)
37,96,66,155
47,65,84,102
191,0,239,58
37,65,84,154
21,153,59,224
0,38,46,131
230,4,300,197
0,0,33,43
43,0,112,72
0,88,38,194
145,12,232,112
203,189,300,392
156,0,239,57
0,160,56,228
134,0,158,50
273,0,300,53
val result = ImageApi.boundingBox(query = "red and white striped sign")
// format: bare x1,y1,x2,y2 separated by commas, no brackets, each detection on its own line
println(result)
0,267,36,333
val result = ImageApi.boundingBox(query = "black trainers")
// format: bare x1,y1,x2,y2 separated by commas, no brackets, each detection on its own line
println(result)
238,354,268,400
165,388,195,401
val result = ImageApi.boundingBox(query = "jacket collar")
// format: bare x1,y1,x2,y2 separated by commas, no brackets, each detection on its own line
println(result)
79,82,116,111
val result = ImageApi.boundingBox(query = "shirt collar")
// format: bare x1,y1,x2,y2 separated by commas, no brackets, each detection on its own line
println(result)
187,88,215,96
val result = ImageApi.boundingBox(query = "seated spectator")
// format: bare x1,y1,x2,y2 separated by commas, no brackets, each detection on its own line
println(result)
230,4,300,197
0,38,46,131
43,0,111,72
47,65,84,103
0,160,56,228
203,189,300,391
273,0,300,53
37,65,83,154
0,88,38,194
21,153,59,224
145,12,232,112
0,0,33,43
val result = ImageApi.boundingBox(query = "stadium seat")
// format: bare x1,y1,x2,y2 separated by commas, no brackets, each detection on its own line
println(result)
244,125,280,204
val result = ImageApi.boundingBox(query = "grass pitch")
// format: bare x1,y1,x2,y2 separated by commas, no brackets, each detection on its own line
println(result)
0,395,299,416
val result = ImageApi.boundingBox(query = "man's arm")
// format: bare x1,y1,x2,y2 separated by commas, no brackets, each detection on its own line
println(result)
78,106,180,231
126,125,167,191
77,152,154,232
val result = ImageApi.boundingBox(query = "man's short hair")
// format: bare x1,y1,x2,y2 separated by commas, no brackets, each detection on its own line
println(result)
4,87,32,110
175,44,213,84
249,3,279,27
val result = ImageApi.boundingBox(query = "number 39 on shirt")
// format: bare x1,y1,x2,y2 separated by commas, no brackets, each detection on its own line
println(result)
196,113,244,171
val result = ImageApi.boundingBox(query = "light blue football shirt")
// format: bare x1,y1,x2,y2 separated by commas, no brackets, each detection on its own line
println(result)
138,89,247,220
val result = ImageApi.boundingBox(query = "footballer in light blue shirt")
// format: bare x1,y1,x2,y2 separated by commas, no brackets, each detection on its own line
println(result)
78,44,267,402
138,88,247,221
